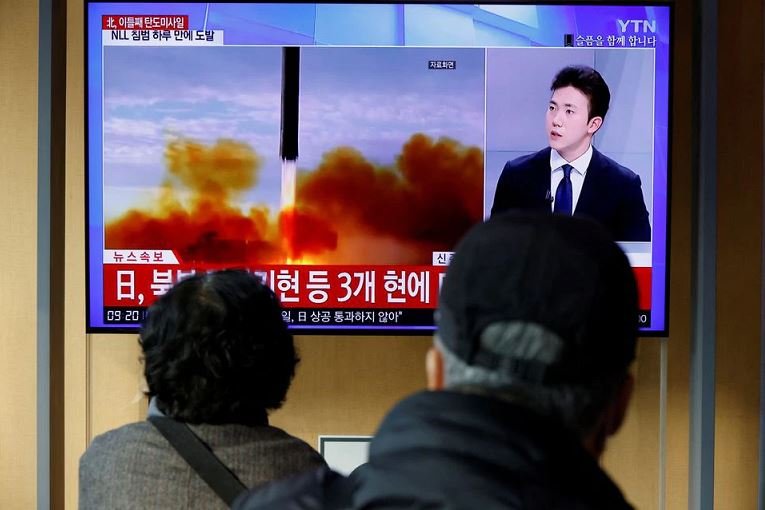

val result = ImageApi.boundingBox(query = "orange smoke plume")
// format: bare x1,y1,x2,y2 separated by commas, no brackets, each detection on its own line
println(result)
165,138,261,199
279,208,338,261
105,134,483,266
293,133,483,263
105,138,287,264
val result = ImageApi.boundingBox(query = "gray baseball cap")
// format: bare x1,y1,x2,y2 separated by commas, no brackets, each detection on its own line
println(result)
437,212,639,385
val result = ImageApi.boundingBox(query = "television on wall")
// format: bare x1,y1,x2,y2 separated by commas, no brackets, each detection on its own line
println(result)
86,2,671,335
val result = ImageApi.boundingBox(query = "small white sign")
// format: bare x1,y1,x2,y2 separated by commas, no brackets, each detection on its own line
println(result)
318,436,372,476
104,249,179,264
432,251,454,266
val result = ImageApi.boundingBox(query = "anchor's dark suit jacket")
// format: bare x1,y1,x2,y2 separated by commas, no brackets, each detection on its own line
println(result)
491,147,651,242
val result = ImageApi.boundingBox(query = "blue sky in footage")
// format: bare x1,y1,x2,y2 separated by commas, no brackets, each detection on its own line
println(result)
102,46,283,218
298,47,485,169
102,45,485,219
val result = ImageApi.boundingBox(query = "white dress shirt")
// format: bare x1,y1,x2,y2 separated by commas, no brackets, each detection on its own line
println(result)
549,145,593,212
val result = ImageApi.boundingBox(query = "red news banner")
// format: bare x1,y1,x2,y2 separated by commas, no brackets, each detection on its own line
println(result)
104,264,445,309
102,15,189,30
103,263,652,311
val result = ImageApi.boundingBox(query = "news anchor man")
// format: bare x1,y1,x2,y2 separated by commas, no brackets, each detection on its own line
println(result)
490,65,651,242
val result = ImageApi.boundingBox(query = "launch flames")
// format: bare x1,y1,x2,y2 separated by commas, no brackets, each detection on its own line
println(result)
105,133,484,265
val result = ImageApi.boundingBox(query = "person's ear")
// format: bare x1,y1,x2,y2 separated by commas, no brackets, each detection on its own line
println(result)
606,372,634,436
587,116,603,134
583,372,634,459
426,345,445,390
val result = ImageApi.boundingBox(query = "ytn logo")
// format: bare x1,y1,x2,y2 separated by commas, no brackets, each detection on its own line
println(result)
617,19,657,33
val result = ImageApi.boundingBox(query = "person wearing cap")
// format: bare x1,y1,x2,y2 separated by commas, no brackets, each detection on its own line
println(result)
234,212,639,510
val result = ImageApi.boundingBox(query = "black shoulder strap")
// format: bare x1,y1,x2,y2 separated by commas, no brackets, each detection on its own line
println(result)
149,416,248,507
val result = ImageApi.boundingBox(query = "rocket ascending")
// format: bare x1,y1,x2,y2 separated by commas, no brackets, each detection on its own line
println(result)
280,47,300,261
280,47,300,211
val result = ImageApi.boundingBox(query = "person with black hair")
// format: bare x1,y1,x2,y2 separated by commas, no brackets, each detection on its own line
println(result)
79,269,324,509
491,65,651,242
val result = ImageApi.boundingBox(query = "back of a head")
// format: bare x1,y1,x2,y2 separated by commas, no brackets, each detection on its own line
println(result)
437,212,638,435
140,269,298,425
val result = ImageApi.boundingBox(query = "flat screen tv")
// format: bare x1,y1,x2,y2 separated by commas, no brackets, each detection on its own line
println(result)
86,2,671,335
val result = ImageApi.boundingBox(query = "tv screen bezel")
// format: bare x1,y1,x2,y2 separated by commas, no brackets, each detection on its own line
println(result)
84,0,673,337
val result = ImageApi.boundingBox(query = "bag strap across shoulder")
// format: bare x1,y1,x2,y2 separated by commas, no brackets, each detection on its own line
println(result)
149,416,248,507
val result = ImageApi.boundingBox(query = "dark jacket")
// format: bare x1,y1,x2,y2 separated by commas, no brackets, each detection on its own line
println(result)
79,421,326,509
491,147,651,242
235,391,634,510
